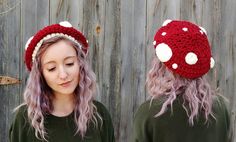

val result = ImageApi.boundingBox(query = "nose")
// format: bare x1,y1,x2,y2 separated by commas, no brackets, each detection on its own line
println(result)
58,66,68,80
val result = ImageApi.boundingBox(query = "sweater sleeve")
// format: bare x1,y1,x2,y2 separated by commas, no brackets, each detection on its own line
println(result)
9,105,31,142
94,101,115,142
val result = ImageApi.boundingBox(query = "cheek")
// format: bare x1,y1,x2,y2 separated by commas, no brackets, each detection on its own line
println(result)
42,70,55,86
72,65,80,81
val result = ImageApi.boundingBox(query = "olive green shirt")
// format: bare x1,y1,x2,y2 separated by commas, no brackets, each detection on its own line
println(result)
132,95,230,142
9,101,115,142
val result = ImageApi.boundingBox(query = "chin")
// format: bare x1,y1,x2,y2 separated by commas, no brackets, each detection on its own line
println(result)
55,87,77,96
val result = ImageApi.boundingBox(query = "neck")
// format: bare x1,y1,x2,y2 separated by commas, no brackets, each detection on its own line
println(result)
51,93,75,117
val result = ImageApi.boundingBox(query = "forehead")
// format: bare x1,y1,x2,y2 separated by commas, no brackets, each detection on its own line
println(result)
41,40,77,64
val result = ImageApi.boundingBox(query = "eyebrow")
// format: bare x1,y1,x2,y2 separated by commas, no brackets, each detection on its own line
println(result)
43,55,77,65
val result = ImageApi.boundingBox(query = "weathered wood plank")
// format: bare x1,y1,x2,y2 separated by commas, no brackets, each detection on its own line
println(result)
97,0,121,141
132,0,147,114
119,0,135,141
37,0,50,29
218,0,236,141
0,6,9,142
80,0,106,102
0,0,21,142
120,0,147,141
50,0,69,23
67,0,81,28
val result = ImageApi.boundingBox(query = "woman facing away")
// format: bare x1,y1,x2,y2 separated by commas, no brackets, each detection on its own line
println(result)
132,20,230,142
9,21,115,142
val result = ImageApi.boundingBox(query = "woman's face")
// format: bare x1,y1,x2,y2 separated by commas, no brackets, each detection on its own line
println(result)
41,40,80,96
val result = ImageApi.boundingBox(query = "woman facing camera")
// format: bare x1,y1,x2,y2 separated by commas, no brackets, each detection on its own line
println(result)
9,21,114,142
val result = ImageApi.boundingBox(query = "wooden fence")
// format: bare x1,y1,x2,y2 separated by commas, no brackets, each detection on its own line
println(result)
0,0,235,142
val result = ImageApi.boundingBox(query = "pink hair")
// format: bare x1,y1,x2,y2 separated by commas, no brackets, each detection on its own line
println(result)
20,37,101,141
146,57,216,125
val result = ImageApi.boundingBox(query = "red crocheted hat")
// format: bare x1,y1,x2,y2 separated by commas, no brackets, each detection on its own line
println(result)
153,20,215,79
24,21,89,71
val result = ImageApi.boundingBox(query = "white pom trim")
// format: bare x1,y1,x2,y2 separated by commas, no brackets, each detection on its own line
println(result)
162,19,172,26
185,52,198,65
25,36,34,50
210,57,215,68
31,33,82,62
199,26,207,35
155,43,172,62
59,21,72,28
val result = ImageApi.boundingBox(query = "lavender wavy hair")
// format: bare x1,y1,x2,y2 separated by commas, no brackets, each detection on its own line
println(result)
146,57,217,125
19,37,101,141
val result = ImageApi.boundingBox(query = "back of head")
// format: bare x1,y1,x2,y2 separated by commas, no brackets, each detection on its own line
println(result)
148,20,216,125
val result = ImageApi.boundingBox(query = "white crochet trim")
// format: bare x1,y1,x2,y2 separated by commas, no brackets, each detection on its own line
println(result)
31,33,82,62
25,36,34,50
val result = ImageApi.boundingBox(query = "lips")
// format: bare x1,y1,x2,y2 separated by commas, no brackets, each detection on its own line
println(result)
59,81,72,87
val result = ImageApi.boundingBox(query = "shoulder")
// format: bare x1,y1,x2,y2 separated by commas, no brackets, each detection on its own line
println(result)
13,104,29,123
10,104,30,137
93,101,108,112
214,95,228,104
93,100,111,119
134,101,151,118
132,99,163,141
212,95,229,112
133,99,162,129
93,100,107,110
212,95,230,119
212,95,230,137
134,98,184,126
92,101,115,142
134,99,163,120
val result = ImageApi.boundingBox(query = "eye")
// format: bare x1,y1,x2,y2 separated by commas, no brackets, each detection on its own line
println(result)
47,67,56,72
66,62,74,66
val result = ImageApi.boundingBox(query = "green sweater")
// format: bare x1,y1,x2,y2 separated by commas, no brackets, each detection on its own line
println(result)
132,95,230,142
9,101,115,142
